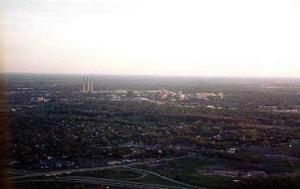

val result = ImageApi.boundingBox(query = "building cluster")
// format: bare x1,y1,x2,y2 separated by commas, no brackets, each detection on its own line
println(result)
91,88,224,105
259,105,300,113
31,96,51,103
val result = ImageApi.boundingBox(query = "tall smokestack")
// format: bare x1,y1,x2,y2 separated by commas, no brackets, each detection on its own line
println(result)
82,76,93,93
90,80,94,92
87,77,90,92
83,76,86,92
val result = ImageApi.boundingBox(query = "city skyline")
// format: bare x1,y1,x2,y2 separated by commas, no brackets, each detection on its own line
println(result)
2,0,300,77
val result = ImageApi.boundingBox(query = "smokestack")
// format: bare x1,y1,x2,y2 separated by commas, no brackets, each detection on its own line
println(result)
90,80,94,92
82,76,93,93
83,76,86,92
87,77,90,92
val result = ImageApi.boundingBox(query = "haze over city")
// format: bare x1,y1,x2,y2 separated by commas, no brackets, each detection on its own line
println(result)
2,0,300,77
2,1,300,189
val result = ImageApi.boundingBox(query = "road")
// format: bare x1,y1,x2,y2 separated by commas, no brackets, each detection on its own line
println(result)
13,177,185,189
5,155,205,189
6,155,194,180
123,167,202,189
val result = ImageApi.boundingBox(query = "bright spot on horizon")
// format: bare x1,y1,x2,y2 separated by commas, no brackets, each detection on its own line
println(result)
2,0,300,77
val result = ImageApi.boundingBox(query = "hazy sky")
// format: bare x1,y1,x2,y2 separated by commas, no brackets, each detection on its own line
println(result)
2,0,300,77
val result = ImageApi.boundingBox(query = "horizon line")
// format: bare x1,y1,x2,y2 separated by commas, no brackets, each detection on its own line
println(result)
2,71,300,79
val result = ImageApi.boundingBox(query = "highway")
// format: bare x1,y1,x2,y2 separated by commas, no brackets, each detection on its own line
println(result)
123,167,201,189
6,155,194,180
13,177,184,189
5,155,206,189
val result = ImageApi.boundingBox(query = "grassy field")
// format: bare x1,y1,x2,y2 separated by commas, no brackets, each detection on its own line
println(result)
13,181,95,189
73,167,182,187
134,174,182,187
72,168,142,180
163,158,238,189
133,157,240,188
168,157,210,170
178,174,238,189
262,161,300,173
